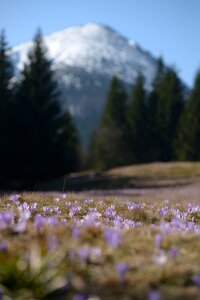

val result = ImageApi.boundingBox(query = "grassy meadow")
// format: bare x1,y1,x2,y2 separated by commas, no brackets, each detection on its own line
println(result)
0,162,200,299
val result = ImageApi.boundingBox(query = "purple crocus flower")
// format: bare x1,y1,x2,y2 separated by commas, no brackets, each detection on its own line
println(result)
112,217,123,228
192,273,200,288
43,206,53,214
78,246,90,263
69,206,81,218
45,216,59,226
0,241,7,252
154,234,163,248
18,204,31,220
83,212,101,225
0,212,14,229
186,221,195,232
105,206,116,218
89,207,97,212
14,220,27,233
73,294,87,300
72,227,81,239
54,197,60,202
127,203,141,210
84,199,93,204
123,219,140,229
31,203,37,211
169,246,179,259
115,262,128,281
8,194,20,202
53,206,59,213
148,290,161,300
34,215,44,230
66,201,71,207
159,205,169,217
103,228,121,247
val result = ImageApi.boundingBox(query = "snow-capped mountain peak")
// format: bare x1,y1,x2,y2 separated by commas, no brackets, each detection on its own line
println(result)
11,23,157,147
11,23,155,88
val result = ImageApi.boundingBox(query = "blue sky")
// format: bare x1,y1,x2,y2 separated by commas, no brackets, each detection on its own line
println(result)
1,0,200,87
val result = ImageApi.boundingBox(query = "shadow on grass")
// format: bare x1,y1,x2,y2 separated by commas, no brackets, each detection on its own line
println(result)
35,172,198,192
1,162,200,193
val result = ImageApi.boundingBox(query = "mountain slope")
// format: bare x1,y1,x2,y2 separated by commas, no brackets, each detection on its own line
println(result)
11,23,157,147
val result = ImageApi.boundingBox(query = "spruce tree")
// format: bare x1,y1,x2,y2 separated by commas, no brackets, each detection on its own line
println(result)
0,30,13,182
92,76,130,169
146,58,165,161
14,29,79,182
174,71,200,160
156,67,184,161
128,73,147,163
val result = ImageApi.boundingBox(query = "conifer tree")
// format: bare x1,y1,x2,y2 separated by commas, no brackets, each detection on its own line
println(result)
174,71,200,160
0,30,13,182
156,67,184,161
92,76,130,169
146,58,165,161
128,73,147,163
14,30,80,182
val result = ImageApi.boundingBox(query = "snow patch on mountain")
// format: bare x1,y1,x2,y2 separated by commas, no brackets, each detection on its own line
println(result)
11,23,156,89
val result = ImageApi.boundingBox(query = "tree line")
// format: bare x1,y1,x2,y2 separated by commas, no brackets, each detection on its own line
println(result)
88,59,200,169
1,29,200,187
